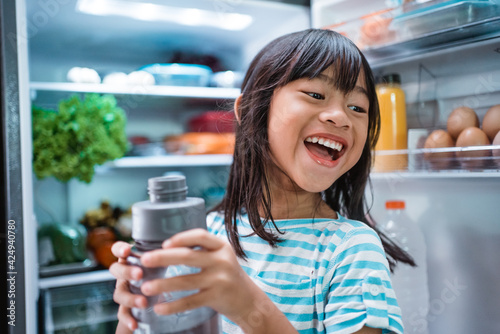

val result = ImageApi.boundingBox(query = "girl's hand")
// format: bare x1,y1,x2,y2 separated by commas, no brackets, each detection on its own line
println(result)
139,228,251,320
109,241,147,333
112,231,298,333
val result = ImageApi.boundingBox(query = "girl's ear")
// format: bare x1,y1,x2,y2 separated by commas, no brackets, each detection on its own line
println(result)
234,94,242,125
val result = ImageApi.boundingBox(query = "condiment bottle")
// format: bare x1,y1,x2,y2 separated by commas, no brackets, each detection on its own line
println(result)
127,175,220,334
374,73,408,172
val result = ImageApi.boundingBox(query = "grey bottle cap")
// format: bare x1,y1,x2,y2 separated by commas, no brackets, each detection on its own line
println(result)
132,175,206,242
148,175,188,202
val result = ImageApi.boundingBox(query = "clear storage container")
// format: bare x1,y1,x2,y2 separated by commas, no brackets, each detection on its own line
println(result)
139,63,212,87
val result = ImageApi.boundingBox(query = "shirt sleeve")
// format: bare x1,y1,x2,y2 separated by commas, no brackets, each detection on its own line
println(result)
323,226,404,334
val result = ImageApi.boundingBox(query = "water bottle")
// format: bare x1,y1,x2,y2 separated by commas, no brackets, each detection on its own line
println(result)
127,175,220,334
381,200,429,334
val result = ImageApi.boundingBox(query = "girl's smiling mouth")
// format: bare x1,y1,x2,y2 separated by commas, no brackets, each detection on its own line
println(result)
304,135,347,165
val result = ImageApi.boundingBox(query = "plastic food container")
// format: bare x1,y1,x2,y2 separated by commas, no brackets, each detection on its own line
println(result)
325,0,500,50
324,8,398,49
393,0,500,40
139,63,213,86
210,71,244,88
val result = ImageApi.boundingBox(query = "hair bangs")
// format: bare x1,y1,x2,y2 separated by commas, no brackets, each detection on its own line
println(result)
286,30,363,94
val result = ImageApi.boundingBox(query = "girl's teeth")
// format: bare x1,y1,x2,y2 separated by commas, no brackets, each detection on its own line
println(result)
305,136,343,151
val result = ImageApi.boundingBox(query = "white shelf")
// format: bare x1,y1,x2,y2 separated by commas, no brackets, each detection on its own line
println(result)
39,270,115,290
30,82,241,100
100,154,233,169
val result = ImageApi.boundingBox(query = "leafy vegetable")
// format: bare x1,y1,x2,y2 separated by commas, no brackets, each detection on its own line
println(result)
33,94,127,183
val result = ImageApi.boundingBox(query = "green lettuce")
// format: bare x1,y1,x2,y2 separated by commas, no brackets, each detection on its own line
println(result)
33,94,128,183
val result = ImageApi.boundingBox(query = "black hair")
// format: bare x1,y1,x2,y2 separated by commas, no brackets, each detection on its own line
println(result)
213,28,414,271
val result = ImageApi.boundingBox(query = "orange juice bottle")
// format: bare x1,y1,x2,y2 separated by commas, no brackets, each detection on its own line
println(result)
374,73,408,172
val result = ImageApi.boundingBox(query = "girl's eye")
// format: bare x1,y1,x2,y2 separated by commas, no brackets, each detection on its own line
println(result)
307,92,324,100
349,105,368,113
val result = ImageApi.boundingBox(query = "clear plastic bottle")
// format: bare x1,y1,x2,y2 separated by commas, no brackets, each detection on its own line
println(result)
127,175,220,334
374,73,408,172
381,200,429,334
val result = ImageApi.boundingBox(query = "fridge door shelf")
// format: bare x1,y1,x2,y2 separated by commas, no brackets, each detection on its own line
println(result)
373,145,500,174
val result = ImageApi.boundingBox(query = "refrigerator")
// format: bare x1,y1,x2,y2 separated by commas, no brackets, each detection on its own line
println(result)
2,0,500,333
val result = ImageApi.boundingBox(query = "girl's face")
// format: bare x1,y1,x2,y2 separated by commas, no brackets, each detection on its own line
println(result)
267,68,370,193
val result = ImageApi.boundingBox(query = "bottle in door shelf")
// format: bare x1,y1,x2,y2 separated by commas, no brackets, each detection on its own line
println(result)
374,73,408,172
380,200,429,334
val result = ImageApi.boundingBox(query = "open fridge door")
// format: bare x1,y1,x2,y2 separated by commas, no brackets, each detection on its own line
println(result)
1,0,37,333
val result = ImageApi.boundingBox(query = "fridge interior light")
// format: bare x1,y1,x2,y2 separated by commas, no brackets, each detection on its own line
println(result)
75,0,253,31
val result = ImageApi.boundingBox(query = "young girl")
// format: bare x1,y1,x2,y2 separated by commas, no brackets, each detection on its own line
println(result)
110,28,414,334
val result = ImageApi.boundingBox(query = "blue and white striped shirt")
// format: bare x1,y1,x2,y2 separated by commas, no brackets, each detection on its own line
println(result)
206,211,403,334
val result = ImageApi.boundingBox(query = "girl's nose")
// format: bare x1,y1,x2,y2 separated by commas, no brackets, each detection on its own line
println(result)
318,105,352,129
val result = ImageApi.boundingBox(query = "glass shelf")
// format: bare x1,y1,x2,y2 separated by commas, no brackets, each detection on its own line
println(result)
30,82,241,100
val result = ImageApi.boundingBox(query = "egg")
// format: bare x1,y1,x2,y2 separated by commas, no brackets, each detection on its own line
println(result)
455,127,491,169
423,129,455,169
492,131,500,167
482,105,500,141
447,106,479,140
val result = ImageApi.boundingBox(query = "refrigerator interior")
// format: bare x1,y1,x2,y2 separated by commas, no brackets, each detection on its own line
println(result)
26,0,311,333
28,0,311,226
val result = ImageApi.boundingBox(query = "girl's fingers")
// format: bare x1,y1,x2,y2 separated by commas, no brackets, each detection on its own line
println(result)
141,229,228,268
113,279,148,309
163,228,225,251
117,305,138,332
112,241,133,259
109,261,143,282
141,272,207,296
141,247,212,268
153,290,211,316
